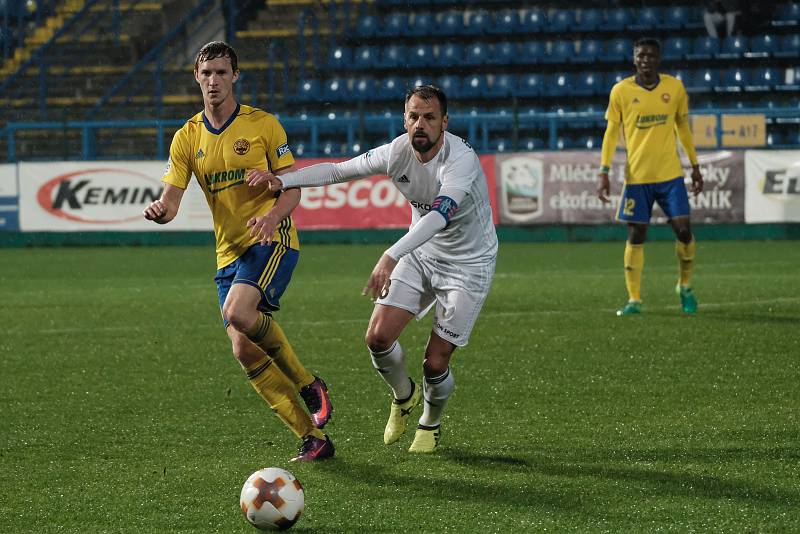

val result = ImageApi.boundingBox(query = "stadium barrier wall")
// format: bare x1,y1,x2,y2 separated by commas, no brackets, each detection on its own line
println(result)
1,150,798,246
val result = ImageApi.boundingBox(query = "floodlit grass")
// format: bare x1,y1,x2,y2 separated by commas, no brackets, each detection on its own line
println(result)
1,241,798,533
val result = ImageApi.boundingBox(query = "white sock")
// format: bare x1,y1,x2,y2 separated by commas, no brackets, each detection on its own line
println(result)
370,341,412,401
418,367,454,428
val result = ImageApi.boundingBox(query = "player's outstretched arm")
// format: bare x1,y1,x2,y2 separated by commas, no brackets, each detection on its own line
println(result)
246,169,284,191
143,183,184,224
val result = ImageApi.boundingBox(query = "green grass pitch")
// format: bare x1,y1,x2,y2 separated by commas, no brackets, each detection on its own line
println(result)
1,241,798,532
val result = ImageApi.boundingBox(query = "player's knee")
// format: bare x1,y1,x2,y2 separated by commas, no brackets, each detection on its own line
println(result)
224,303,254,334
676,228,693,243
364,327,394,353
422,355,449,377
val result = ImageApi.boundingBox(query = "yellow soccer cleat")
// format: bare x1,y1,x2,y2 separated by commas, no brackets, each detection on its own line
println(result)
408,425,441,453
383,382,423,445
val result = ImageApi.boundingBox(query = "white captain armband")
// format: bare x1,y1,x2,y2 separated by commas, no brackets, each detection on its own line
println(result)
431,195,458,224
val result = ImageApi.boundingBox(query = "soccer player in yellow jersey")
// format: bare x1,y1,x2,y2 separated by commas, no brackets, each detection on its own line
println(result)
142,41,334,461
597,37,704,316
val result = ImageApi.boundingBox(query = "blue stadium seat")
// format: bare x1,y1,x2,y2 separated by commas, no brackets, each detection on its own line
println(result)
519,8,545,33
490,138,512,153
776,34,800,58
408,44,435,67
607,70,630,87
381,45,406,68
545,73,572,96
547,9,574,33
383,13,408,37
488,41,518,66
517,73,544,96
687,36,719,60
461,74,487,98
489,9,519,35
670,69,690,85
320,139,347,157
746,68,781,91
605,8,633,31
576,8,602,31
438,10,465,36
437,42,463,66
600,38,630,62
485,107,512,131
716,68,748,92
746,34,778,58
464,9,490,35
518,40,544,64
662,37,689,60
632,7,661,31
353,76,378,101
487,73,516,98
686,69,719,93
408,11,435,37
292,140,308,157
543,40,573,64
717,36,748,59
662,6,689,29
355,14,379,37
772,3,800,26
437,75,462,98
354,45,378,69
378,76,405,101
776,67,800,91
322,77,348,102
576,135,602,150
295,79,321,102
327,46,352,70
464,42,489,66
572,72,602,96
519,137,546,151
573,39,601,63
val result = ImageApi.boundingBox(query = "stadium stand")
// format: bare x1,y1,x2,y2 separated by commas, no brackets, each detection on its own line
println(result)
1,1,799,160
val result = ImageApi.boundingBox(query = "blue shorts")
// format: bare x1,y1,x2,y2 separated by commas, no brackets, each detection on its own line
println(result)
617,176,691,224
214,243,299,326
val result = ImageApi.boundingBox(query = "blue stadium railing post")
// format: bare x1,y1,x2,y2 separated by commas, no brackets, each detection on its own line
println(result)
7,127,16,163
82,125,94,160
548,117,557,150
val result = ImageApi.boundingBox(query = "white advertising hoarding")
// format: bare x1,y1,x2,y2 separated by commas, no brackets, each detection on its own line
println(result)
745,150,800,222
18,161,213,231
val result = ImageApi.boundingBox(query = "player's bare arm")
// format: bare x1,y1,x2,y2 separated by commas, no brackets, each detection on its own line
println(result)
246,169,284,191
597,171,611,203
143,183,185,224
690,165,703,195
363,253,399,300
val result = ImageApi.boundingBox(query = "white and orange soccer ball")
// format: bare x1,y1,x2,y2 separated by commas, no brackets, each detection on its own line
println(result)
240,467,304,531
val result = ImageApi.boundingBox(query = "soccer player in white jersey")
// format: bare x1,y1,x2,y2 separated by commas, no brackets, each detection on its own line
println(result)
246,85,498,453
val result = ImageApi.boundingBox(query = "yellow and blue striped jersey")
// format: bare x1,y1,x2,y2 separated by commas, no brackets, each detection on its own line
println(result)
604,74,696,185
163,104,298,268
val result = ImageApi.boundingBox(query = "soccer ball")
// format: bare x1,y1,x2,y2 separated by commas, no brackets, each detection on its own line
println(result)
240,467,304,531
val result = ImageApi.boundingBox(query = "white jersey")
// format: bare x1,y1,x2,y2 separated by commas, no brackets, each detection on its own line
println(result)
359,131,497,263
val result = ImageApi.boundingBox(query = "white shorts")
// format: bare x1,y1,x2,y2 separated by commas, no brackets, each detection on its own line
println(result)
376,250,495,347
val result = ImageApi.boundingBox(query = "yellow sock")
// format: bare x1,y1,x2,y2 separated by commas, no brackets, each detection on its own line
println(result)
244,355,323,440
245,313,315,390
676,238,696,286
624,242,644,302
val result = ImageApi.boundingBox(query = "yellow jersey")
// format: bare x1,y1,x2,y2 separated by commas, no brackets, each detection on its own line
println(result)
603,74,697,185
163,104,299,268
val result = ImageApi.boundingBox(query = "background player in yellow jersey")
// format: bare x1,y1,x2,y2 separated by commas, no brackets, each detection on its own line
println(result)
597,37,704,316
142,41,334,461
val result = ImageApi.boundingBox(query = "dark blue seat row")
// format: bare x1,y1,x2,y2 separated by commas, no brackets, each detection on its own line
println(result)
326,35,800,72
295,66,800,103
354,6,705,38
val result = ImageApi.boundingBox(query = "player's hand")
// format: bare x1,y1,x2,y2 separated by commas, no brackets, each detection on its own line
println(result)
363,254,398,301
597,172,611,203
246,169,284,191
689,165,703,196
143,199,168,222
247,211,280,246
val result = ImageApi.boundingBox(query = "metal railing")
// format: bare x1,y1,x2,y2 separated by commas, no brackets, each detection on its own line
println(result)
3,107,798,162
